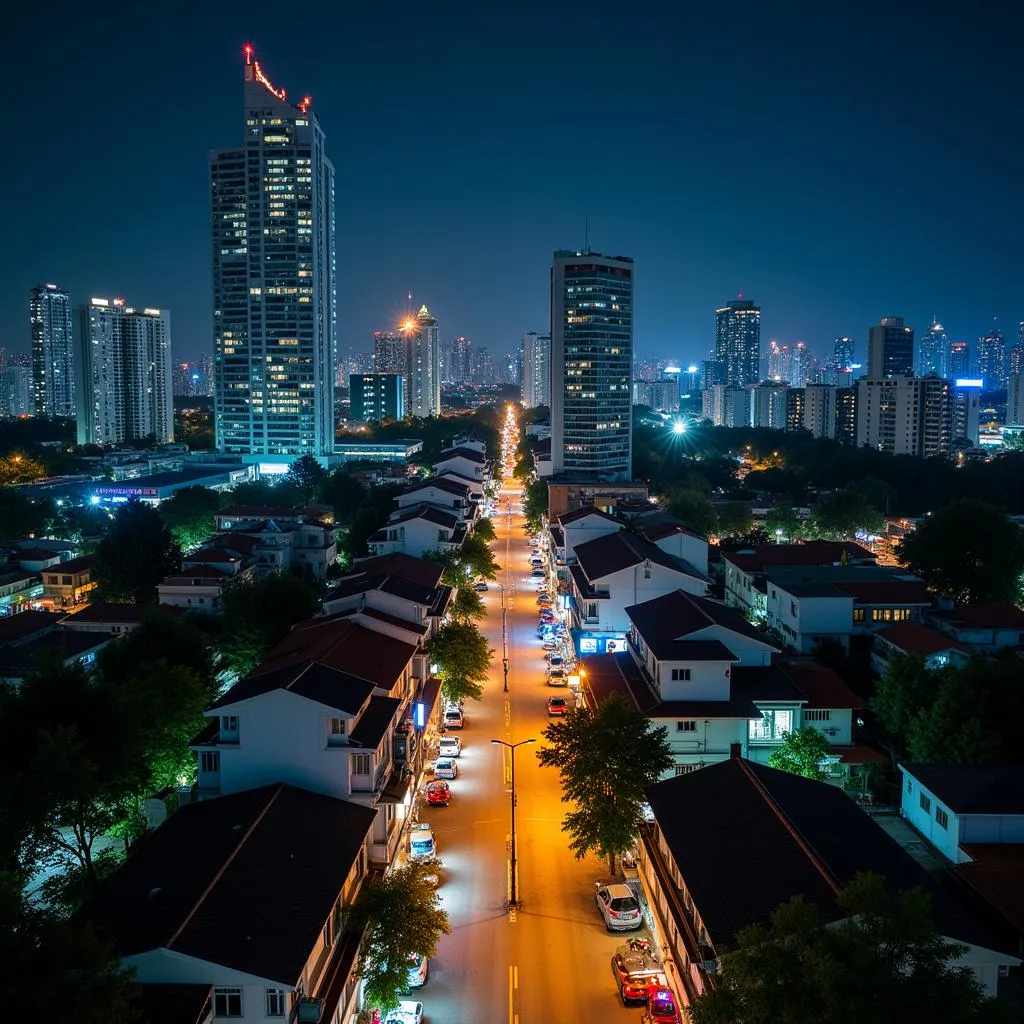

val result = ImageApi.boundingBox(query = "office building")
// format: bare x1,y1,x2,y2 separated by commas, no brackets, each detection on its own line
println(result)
835,386,857,445
521,330,551,409
701,357,726,388
715,298,761,387
373,331,404,374
833,336,854,372
681,365,700,395
401,305,440,418
750,381,788,429
766,339,787,381
949,341,970,379
633,378,679,412
976,327,1005,391
349,373,404,423
1007,375,1024,427
951,379,982,445
75,298,173,446
211,47,336,461
30,283,75,419
918,320,947,379
856,377,951,457
550,249,633,480
1008,329,1024,377
803,384,837,440
785,388,805,432
866,316,914,379
0,355,31,418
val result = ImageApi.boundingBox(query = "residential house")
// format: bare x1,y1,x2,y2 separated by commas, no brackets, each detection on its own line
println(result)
394,476,476,525
928,604,1024,653
61,601,157,635
80,784,376,1024
639,758,1017,1006
554,507,622,566
8,546,63,573
872,621,970,674
211,506,338,579
40,553,95,609
158,566,250,613
433,445,488,482
616,504,711,575
0,611,110,685
569,531,709,651
366,505,464,560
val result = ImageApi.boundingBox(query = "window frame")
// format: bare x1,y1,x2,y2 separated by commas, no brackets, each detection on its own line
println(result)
213,987,243,1018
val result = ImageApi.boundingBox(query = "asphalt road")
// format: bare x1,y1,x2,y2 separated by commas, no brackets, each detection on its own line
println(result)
417,480,650,1024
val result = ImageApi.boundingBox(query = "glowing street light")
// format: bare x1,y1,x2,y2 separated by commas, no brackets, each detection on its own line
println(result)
490,737,535,909
671,420,686,435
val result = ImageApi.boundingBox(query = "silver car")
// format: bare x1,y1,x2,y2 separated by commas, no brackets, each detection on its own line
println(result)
595,883,643,931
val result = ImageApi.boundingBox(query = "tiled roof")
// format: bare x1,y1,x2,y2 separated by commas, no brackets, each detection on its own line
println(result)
218,504,329,519
953,845,1024,934
645,759,997,951
435,446,486,464
51,553,94,573
643,519,704,542
210,659,375,715
0,630,109,678
182,549,242,564
161,567,231,582
385,505,459,528
724,541,875,573
401,477,471,498
944,604,1024,630
900,763,1024,814
215,532,261,554
732,664,808,704
345,552,443,589
624,590,774,654
12,547,59,561
776,657,866,710
557,506,620,527
79,784,376,984
0,609,62,646
574,531,698,583
348,695,402,747
876,622,968,657
548,526,565,547
358,607,428,635
61,601,150,624
829,580,932,605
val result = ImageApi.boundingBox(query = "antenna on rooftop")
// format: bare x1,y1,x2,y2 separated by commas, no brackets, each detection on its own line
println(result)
584,217,590,255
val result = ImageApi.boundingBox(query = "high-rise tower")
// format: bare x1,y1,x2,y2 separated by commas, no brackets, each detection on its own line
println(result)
867,316,914,379
918,320,947,378
715,298,761,387
373,331,404,374
30,283,75,418
401,305,440,418
550,250,633,480
521,331,551,409
211,46,336,461
976,326,1005,390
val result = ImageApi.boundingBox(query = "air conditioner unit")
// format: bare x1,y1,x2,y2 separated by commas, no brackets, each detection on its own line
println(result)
298,998,325,1023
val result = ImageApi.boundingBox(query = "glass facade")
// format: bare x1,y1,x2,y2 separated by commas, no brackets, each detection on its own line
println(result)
30,283,75,418
715,299,761,387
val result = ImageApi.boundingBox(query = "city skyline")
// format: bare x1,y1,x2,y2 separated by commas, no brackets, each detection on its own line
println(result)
3,4,1022,370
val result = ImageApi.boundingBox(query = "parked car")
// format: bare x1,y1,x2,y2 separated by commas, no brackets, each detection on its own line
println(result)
443,707,464,729
383,1000,424,1024
611,946,666,1004
473,579,489,591
595,883,643,931
547,696,568,716
438,735,462,758
406,954,429,990
530,568,546,579
548,667,568,686
537,594,552,606
542,639,559,650
409,824,436,859
545,653,564,667
433,756,458,779
539,609,556,621
645,987,683,1024
425,780,451,806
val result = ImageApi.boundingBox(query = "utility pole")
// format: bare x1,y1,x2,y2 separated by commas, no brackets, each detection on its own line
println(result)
490,737,535,909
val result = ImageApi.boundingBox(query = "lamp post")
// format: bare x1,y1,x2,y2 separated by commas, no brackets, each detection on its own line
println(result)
490,737,535,909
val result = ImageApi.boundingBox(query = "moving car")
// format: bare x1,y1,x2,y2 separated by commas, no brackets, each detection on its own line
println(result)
383,1000,424,1024
547,696,568,716
646,988,683,1024
611,946,666,1004
406,953,429,989
548,667,567,686
473,579,489,591
595,883,643,931
438,735,462,758
443,707,464,729
425,780,451,806
433,756,458,779
409,824,436,859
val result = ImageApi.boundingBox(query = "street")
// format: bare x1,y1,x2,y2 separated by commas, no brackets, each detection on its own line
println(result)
416,476,649,1024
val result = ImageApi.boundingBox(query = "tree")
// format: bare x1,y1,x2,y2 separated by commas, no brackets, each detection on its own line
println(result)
537,692,672,875
458,532,500,581
286,455,327,502
320,471,368,521
0,450,47,487
809,488,883,540
764,505,803,542
664,488,717,539
688,872,1010,1024
427,621,493,704
767,727,830,780
0,488,50,538
871,652,934,765
353,857,450,1014
92,500,180,603
472,516,496,542
97,609,213,688
716,501,754,539
896,500,1024,604
521,479,548,534
217,573,319,678
158,486,222,552
450,585,485,622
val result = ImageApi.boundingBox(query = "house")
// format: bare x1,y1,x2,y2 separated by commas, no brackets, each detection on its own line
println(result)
928,604,1024,653
616,504,711,575
638,759,1018,1006
432,468,485,502
872,621,970,674
393,476,476,525
158,566,250,613
40,553,95,609
555,507,622,566
366,505,464,560
80,784,376,1024
8,546,63,573
211,506,338,579
61,601,158,635
433,445,488,482
569,531,709,651
0,622,110,685
135,983,213,1024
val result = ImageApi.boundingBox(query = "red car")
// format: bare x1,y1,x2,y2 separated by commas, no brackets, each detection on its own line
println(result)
547,696,568,716
611,946,666,1005
425,780,450,806
646,987,682,1024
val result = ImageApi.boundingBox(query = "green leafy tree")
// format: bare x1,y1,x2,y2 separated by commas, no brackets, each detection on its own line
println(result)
906,668,999,765
521,479,548,534
764,505,803,542
353,857,450,1014
458,531,499,581
664,488,717,539
218,573,319,678
716,501,754,539
286,455,327,502
450,585,485,622
92,500,181,603
767,727,830,780
537,691,673,875
871,652,935,765
97,609,213,688
158,486,222,552
320,471,368,521
809,488,883,540
689,872,1010,1024
472,516,496,542
0,451,47,486
0,488,51,538
427,621,493,704
896,499,1024,603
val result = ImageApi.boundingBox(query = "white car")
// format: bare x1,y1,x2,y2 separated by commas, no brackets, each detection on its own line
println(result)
383,1000,423,1024
548,667,568,687
443,707,464,729
438,735,462,758
433,756,458,779
409,824,436,860
595,883,643,931
406,953,428,989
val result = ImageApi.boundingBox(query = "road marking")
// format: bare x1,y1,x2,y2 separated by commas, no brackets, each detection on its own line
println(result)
504,698,511,728
508,965,514,1023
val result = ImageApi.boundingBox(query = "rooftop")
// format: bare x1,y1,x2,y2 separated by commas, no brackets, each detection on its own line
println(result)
348,695,402,747
575,531,703,583
557,505,621,527
341,552,443,590
953,845,1024,936
0,609,62,646
939,604,1024,631
900,763,1024,815
61,601,152,624
0,629,109,679
435,446,486,464
724,541,876,574
876,622,968,657
210,659,375,716
776,656,866,710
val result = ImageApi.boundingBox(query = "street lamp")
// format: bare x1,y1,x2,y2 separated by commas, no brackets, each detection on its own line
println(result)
490,737,535,909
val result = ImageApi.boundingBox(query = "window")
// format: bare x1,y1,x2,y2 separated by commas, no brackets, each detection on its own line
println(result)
352,753,371,775
266,989,286,1017
220,715,238,733
62,575,72,585
935,807,948,830
671,668,691,681
749,709,793,743
643,561,652,579
674,764,701,775
853,608,866,622
919,792,931,813
804,709,831,721
906,779,912,794
200,751,220,774
676,720,696,732
790,600,797,616
328,718,346,744
322,915,334,949
213,988,242,1017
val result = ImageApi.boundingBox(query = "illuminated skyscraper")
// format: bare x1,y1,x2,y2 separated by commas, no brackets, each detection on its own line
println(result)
1009,324,1024,377
867,316,914,379
949,340,970,379
833,336,854,371
373,331,404,374
401,305,440,418
715,298,761,387
30,283,75,418
211,46,336,462
976,326,1005,390
918,320,947,378
521,331,551,409
550,250,633,480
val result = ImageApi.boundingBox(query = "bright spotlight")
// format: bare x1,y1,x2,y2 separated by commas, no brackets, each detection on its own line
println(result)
672,420,686,435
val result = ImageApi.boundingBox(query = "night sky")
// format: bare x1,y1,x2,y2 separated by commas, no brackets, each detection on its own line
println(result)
3,2,1022,368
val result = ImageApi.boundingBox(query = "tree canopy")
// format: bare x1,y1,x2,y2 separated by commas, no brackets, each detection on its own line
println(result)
664,488,717,539
92,500,180,603
764,505,804,542
715,501,754,539
808,488,883,540
427,621,492,704
767,727,830,780
521,479,548,534
537,691,673,874
896,500,1024,604
688,872,1010,1024
286,455,327,502
158,486,222,551
472,516,496,542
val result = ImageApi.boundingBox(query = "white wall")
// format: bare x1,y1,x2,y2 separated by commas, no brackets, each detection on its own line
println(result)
588,563,708,634
900,770,963,863
433,455,482,480
653,717,748,773
801,706,853,745
653,532,709,576
368,516,455,559
685,624,777,667
656,658,734,701
562,516,622,565
767,586,853,652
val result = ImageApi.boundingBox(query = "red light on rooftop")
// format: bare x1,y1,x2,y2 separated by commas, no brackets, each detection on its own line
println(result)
243,44,254,64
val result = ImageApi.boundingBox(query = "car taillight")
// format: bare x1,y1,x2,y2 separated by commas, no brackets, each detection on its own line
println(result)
609,910,620,919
